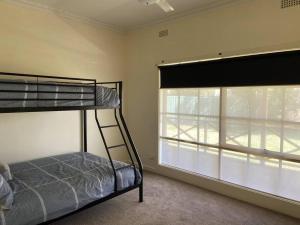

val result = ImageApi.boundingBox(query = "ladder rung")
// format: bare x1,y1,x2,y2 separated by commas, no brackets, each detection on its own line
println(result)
116,165,134,171
108,144,126,149
101,125,118,129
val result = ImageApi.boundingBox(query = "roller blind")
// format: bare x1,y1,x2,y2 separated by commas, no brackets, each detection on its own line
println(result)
159,50,300,88
159,85,300,202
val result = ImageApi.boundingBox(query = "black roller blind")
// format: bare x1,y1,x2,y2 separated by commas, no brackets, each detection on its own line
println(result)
159,50,300,88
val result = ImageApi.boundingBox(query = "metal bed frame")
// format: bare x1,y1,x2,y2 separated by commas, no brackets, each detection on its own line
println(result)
0,72,143,224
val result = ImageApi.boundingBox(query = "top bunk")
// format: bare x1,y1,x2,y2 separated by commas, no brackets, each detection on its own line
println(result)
0,72,121,113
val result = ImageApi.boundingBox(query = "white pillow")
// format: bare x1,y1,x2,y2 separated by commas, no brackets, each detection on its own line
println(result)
0,174,14,210
0,163,12,181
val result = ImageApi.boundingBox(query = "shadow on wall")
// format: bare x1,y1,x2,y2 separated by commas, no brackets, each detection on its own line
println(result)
0,1,125,80
51,10,125,81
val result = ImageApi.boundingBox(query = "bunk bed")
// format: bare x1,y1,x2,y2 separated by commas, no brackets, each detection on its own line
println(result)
0,72,143,225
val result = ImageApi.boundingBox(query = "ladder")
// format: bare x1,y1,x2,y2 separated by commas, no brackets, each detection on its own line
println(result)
84,82,143,202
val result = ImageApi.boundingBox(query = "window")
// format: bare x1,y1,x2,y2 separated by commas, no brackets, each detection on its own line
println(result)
159,86,300,202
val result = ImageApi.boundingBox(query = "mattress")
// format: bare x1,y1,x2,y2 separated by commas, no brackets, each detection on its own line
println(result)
0,80,120,108
0,152,141,225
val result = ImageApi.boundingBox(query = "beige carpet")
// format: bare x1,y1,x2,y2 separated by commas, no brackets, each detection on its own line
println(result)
52,172,300,225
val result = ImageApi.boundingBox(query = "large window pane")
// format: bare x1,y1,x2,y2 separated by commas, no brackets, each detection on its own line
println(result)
159,86,300,203
223,86,300,153
221,151,300,202
160,140,219,179
224,86,286,120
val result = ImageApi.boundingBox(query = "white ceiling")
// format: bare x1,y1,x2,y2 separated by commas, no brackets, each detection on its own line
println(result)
13,0,238,30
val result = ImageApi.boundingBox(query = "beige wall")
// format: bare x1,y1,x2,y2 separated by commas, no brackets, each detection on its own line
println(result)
1,0,300,219
125,0,300,218
0,1,126,163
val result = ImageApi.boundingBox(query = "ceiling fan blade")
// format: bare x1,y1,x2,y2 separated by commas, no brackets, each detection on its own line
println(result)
156,0,174,12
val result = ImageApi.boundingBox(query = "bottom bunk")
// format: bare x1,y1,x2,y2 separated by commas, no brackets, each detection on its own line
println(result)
1,152,141,225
